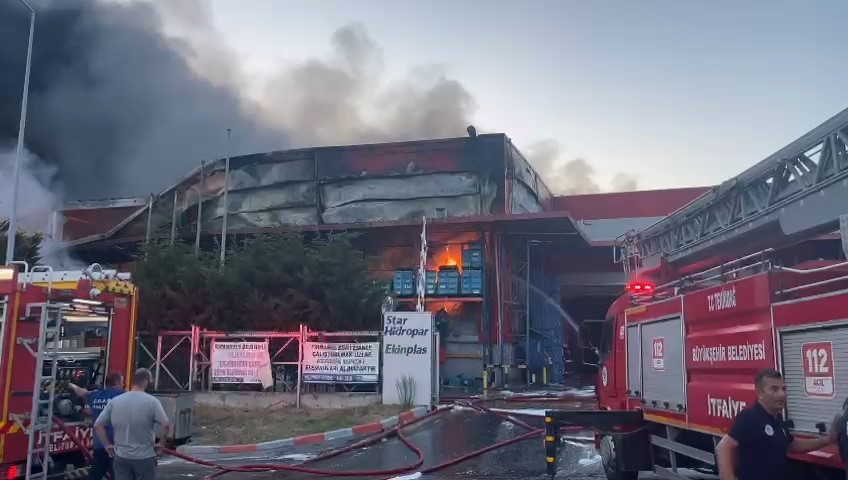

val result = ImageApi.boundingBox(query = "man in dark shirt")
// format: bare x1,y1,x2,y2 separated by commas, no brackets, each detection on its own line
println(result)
832,398,848,479
70,372,125,480
716,368,835,480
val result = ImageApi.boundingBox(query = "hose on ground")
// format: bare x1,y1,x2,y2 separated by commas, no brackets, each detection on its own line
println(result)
55,395,589,480
162,400,586,480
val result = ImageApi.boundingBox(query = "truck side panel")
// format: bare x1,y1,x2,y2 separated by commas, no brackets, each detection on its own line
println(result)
774,290,848,435
640,317,685,412
683,275,775,432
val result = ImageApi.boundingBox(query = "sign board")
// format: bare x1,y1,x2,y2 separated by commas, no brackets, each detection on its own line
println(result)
381,311,434,407
210,341,274,389
652,337,665,371
302,342,380,383
802,341,835,398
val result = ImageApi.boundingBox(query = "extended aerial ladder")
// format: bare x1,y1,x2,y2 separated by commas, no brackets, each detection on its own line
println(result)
618,106,848,275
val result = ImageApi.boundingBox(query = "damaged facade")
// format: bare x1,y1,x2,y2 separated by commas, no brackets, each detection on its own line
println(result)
59,133,708,388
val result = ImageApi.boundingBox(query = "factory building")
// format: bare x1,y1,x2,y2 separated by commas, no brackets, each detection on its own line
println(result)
58,133,707,387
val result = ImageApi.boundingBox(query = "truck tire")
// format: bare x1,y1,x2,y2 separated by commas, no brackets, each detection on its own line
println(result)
599,434,639,480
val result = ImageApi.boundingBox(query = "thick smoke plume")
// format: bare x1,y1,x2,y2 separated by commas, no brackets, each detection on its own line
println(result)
0,0,476,202
526,140,639,195
1,0,630,222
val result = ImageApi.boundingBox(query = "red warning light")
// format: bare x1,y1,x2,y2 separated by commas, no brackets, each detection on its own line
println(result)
626,281,654,294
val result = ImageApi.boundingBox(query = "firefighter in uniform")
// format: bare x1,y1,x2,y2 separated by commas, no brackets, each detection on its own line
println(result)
716,368,836,480
70,372,126,480
832,398,848,479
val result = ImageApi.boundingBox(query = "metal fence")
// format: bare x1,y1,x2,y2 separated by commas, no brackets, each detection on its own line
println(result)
136,325,381,407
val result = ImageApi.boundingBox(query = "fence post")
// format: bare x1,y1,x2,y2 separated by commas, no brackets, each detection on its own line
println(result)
296,324,304,409
154,334,163,390
188,325,197,392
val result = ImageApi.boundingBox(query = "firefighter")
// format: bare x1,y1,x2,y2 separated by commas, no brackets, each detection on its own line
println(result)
69,372,126,480
831,397,848,478
716,368,836,480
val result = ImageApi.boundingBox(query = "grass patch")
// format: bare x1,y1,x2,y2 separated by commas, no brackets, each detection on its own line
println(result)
191,403,404,446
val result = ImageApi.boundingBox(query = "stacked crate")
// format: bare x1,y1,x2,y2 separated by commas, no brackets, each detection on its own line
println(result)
393,269,415,296
460,244,484,295
437,266,460,295
425,270,438,295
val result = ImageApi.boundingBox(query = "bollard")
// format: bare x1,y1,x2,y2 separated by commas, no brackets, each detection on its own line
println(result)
504,366,510,389
532,373,537,384
482,369,489,392
543,367,548,385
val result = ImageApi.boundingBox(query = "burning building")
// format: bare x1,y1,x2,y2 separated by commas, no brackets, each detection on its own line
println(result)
58,133,707,387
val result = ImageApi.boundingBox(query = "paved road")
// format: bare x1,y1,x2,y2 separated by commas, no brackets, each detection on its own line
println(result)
158,407,604,480
158,404,716,480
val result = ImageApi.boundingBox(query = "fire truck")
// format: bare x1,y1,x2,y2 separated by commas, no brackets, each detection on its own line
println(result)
0,263,138,479
544,106,848,480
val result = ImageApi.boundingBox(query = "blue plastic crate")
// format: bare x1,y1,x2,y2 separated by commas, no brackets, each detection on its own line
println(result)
425,270,438,295
437,268,460,295
461,244,483,269
393,270,415,296
461,269,483,295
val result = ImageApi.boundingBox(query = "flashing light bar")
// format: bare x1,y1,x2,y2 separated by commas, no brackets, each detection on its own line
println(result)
626,281,654,294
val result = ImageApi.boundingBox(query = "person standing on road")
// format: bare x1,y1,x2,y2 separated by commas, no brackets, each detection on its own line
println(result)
831,397,848,479
716,368,836,480
69,372,125,480
94,368,170,480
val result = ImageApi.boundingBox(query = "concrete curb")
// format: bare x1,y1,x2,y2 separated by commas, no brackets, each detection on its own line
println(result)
178,406,430,455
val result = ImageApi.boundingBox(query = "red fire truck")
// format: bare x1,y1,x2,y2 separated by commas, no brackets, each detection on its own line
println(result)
0,263,138,479
544,106,848,480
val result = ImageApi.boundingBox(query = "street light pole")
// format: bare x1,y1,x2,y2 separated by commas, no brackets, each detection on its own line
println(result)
4,0,35,265
219,129,231,268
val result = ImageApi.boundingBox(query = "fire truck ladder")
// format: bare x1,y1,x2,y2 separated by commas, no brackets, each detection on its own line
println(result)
623,106,848,270
20,302,65,480
14,267,65,480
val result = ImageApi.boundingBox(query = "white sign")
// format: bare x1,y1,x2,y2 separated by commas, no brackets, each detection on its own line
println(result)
302,342,380,384
707,286,737,312
210,341,273,388
652,337,665,371
381,311,434,407
802,341,835,398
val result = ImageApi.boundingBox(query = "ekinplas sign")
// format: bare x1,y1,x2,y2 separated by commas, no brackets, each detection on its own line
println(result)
381,311,434,407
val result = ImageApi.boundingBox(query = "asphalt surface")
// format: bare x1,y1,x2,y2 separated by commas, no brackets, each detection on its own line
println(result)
157,406,604,480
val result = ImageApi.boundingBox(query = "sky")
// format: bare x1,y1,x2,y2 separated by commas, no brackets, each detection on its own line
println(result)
207,0,848,191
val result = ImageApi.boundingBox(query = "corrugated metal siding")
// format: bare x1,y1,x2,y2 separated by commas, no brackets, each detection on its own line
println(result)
781,326,848,433
640,317,685,411
627,324,641,395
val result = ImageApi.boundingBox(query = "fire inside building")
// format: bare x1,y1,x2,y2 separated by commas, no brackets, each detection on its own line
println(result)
57,132,707,388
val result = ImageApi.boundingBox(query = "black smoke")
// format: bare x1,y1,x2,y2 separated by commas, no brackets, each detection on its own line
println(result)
0,0,283,199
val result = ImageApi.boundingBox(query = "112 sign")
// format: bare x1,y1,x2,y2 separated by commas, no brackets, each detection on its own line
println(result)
652,337,665,371
802,341,835,398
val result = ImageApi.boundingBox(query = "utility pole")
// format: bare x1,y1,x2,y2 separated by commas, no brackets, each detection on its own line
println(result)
195,161,204,255
4,0,35,265
219,129,231,268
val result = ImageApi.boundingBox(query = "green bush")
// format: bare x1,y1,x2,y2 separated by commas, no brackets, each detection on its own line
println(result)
133,233,385,333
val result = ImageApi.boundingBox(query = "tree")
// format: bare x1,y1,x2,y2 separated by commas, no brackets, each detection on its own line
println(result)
0,219,43,265
133,233,385,333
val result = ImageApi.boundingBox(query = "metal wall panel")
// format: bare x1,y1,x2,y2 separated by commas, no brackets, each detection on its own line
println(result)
320,173,480,209
640,317,685,411
627,324,641,395
781,326,848,433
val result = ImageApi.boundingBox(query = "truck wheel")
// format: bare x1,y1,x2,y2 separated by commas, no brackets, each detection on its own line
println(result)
599,434,639,480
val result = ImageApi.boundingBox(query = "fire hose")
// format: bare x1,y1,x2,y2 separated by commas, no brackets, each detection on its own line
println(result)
54,399,586,480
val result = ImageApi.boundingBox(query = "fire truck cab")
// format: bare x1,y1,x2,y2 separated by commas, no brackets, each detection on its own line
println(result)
0,263,138,479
